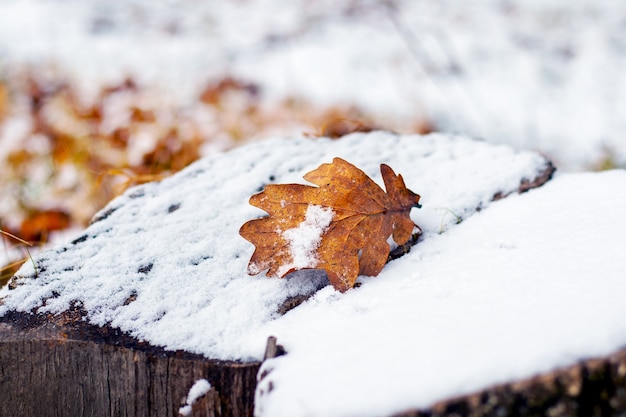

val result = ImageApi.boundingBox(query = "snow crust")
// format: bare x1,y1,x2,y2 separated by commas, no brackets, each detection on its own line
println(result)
178,378,212,417
279,205,335,276
0,131,548,362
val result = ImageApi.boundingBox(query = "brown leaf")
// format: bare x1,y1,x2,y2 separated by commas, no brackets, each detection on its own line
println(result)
20,209,71,243
0,81,8,122
239,158,422,292
316,118,375,138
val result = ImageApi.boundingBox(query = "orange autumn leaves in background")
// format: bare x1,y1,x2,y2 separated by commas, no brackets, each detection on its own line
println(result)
240,158,422,292
0,73,385,246
1,71,391,284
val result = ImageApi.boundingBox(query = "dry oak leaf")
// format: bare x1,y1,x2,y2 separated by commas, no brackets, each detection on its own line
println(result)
239,157,422,292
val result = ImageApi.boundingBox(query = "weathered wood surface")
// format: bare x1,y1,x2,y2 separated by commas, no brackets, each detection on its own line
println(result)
3,313,626,417
0,311,259,417
394,346,626,417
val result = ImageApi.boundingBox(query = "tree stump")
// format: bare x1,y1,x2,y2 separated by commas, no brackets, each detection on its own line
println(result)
0,311,260,417
0,136,564,416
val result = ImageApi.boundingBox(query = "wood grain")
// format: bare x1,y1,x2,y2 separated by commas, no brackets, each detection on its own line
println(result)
0,312,259,417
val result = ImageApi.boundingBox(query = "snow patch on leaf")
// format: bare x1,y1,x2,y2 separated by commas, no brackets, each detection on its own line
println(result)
279,205,334,276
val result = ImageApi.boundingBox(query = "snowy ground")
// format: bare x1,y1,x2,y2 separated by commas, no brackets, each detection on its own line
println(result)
1,0,625,169
2,132,625,417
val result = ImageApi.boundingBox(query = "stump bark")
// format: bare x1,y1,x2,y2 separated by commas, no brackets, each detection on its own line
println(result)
393,347,626,417
3,311,626,417
0,311,260,417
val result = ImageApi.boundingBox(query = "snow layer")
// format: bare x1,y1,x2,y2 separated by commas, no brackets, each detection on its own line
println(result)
279,205,335,277
0,131,549,362
254,169,626,417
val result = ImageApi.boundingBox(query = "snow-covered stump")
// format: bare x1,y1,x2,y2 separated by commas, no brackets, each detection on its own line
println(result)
2,131,596,417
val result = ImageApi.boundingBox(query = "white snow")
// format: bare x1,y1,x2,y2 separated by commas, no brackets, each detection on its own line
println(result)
278,205,335,276
0,131,549,362
254,169,626,417
178,378,212,417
